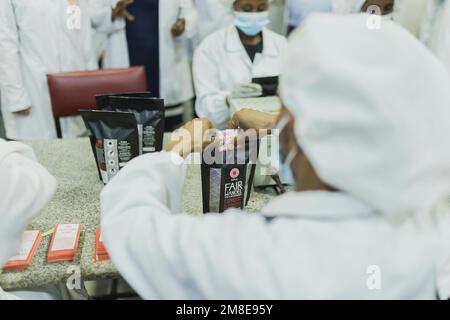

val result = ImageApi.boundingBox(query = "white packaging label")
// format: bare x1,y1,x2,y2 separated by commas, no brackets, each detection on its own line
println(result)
51,224,80,251
104,139,120,183
8,231,40,261
137,124,143,155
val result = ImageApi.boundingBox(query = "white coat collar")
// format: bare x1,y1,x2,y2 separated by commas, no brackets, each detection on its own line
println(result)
225,25,280,57
261,191,377,220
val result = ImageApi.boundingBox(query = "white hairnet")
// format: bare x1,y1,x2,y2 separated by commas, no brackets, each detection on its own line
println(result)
280,14,450,215
332,0,365,13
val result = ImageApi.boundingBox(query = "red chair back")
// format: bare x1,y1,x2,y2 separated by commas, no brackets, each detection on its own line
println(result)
47,66,148,137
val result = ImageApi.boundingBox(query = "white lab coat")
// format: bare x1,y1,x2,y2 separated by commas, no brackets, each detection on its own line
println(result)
420,0,450,72
192,0,233,47
193,26,287,129
101,152,450,299
0,0,113,140
282,0,333,34
0,139,57,300
93,0,130,69
156,0,198,106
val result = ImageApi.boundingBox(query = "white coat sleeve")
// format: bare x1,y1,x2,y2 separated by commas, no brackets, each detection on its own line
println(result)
87,0,115,33
180,0,199,39
0,287,20,300
101,152,279,299
93,0,129,68
193,44,231,129
0,0,31,113
0,140,57,267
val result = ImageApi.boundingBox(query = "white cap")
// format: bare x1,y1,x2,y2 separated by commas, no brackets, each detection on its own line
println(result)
281,14,450,215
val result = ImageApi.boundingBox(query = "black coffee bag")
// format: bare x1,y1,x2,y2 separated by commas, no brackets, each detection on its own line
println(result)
201,130,258,214
252,76,279,96
95,92,152,110
80,110,140,185
101,96,165,154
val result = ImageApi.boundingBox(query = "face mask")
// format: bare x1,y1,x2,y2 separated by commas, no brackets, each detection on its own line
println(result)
274,115,298,186
233,11,270,36
279,148,297,186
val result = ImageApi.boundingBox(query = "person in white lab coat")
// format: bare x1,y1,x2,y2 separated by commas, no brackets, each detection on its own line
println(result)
0,0,129,141
419,0,450,72
125,0,198,130
0,139,57,299
93,0,134,69
193,0,287,129
192,0,234,45
283,0,332,35
101,14,450,299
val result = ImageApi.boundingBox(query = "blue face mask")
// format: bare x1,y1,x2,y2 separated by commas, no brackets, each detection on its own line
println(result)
279,148,297,186
233,11,270,36
274,115,298,186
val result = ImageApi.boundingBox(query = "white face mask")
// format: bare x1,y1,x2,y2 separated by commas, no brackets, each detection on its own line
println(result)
233,11,270,36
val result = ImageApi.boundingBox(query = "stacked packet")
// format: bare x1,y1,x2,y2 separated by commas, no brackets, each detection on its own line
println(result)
48,224,82,263
94,228,110,262
2,230,42,271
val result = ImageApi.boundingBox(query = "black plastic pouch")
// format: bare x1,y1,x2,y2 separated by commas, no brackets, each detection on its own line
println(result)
252,76,279,96
80,110,140,185
95,92,152,110
201,130,259,214
101,96,165,154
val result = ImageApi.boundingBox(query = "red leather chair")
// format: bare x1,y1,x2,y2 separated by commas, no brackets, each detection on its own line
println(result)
47,66,148,138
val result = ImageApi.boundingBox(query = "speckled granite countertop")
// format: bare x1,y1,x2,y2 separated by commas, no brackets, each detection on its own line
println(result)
0,136,277,290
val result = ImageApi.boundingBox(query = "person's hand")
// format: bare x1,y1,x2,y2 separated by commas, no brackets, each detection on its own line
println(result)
229,109,277,131
13,107,32,116
165,118,214,158
112,0,135,21
229,83,263,99
171,18,186,37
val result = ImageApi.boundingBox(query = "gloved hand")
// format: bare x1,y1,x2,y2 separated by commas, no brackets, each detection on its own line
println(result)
229,83,263,99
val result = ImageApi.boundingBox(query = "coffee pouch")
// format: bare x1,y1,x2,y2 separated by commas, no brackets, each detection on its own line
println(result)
80,110,139,185
102,96,165,154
